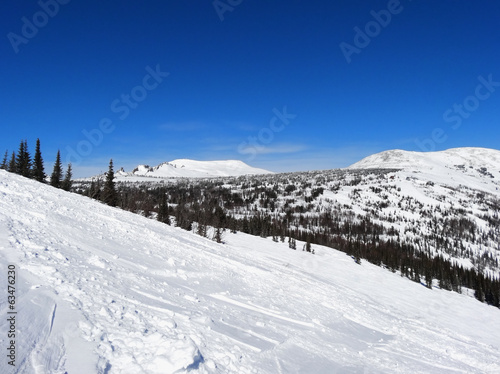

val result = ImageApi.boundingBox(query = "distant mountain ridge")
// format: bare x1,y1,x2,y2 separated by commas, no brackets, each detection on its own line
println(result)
348,147,500,194
116,159,273,179
349,147,500,171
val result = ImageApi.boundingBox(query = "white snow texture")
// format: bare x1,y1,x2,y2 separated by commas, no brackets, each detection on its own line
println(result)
1,154,500,373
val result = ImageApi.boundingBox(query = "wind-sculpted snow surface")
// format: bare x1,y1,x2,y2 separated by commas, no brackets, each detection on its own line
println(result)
1,169,500,373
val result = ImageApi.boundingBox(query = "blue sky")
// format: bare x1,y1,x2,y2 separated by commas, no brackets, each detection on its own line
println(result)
1,1,499,177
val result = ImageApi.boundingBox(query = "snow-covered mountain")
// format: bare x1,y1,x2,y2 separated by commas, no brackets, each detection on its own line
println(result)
119,159,273,180
2,170,500,373
349,147,500,194
349,147,500,170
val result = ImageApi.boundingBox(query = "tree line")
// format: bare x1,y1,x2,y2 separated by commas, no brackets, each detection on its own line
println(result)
4,149,496,309
1,139,72,190
73,172,500,309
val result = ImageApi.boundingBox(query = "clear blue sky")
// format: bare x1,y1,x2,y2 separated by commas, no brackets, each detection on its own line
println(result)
1,1,499,177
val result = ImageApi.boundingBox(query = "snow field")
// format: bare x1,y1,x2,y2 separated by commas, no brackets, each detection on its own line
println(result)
1,169,500,373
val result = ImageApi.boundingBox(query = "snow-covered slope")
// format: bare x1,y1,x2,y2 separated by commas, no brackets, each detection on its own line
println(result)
1,169,500,373
126,159,272,179
348,147,500,194
349,147,500,171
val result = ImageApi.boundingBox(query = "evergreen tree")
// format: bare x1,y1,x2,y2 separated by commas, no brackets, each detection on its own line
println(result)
157,190,170,224
213,227,223,243
33,138,46,182
16,140,31,177
88,178,102,200
15,140,24,175
0,150,8,169
425,267,433,289
62,164,73,191
174,204,184,228
475,282,485,302
50,150,63,188
24,140,31,175
305,238,312,253
102,159,118,207
228,217,237,234
8,152,17,173
414,269,421,284
197,222,207,237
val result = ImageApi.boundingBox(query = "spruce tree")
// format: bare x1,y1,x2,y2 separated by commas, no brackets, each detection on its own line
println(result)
8,152,16,173
157,190,170,224
33,138,46,182
88,178,102,200
16,140,31,177
15,141,24,175
213,227,223,243
102,159,118,207
425,267,433,289
24,140,31,176
475,282,485,302
62,164,73,191
50,150,63,188
305,237,312,253
197,222,207,237
0,151,8,169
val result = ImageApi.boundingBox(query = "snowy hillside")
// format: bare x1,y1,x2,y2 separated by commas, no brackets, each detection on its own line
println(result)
349,147,500,194
74,147,500,281
115,159,272,180
73,147,500,286
2,171,500,373
349,147,500,171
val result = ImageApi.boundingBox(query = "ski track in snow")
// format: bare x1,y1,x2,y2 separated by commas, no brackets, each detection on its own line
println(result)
1,170,500,373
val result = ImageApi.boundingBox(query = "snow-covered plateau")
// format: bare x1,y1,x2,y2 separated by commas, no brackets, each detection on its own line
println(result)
110,159,273,181
1,164,500,373
349,148,500,193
